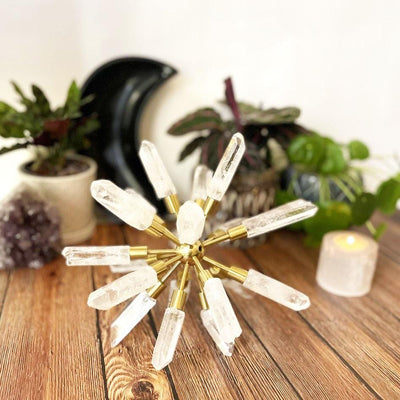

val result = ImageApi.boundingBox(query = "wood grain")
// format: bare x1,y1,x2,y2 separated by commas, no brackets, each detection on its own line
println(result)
0,213,399,400
92,225,174,400
0,256,105,399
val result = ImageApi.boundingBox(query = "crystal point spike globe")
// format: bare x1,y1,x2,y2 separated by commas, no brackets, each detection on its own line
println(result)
62,134,317,370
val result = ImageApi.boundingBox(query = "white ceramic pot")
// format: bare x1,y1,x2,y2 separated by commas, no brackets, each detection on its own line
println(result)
19,155,97,245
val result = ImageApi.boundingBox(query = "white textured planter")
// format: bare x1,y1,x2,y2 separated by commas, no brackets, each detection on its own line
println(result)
19,155,97,245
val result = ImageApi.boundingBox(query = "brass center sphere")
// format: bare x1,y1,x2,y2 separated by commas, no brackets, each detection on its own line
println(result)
176,241,205,262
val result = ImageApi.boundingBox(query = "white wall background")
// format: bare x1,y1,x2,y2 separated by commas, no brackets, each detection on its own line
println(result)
0,0,399,200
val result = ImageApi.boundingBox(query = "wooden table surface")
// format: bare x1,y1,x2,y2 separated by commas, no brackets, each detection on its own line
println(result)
0,213,399,400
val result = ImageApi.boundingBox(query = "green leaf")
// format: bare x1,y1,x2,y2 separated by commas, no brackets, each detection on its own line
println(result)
241,106,301,125
63,81,81,116
168,108,226,136
31,84,51,116
178,136,206,161
0,141,30,155
11,81,33,108
374,222,387,240
287,134,325,169
319,141,346,174
351,193,376,225
348,140,369,160
304,201,352,242
0,101,16,116
376,175,400,214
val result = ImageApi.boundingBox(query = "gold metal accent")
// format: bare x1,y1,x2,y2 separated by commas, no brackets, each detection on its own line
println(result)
195,198,205,207
147,260,181,299
146,256,159,265
151,254,182,274
202,256,248,283
202,197,220,216
227,225,248,241
192,256,212,285
169,262,189,310
129,246,148,259
202,224,248,247
199,291,208,310
150,219,180,245
153,215,166,226
202,232,230,247
164,194,180,214
176,241,204,261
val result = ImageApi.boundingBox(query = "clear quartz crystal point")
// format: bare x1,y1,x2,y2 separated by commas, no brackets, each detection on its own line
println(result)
110,291,157,347
200,309,234,356
203,278,242,343
176,200,206,244
191,165,212,201
208,133,245,201
243,269,310,311
110,259,149,274
152,307,185,370
139,140,177,198
242,199,318,238
62,246,130,266
91,180,155,230
87,266,158,310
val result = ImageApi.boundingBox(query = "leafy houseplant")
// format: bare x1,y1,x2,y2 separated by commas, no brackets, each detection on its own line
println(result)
168,77,308,247
168,78,308,173
278,133,400,245
0,81,100,244
0,81,99,175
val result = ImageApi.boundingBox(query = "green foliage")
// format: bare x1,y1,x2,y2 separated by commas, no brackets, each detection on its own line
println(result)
348,140,370,160
280,133,399,243
287,134,369,175
351,193,376,225
0,81,99,174
376,174,400,214
168,108,226,136
304,201,352,244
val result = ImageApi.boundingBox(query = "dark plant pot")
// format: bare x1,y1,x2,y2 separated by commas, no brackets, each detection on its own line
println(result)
281,165,361,203
205,168,278,248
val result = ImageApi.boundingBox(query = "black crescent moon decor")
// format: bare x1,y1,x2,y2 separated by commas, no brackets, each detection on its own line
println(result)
80,57,177,213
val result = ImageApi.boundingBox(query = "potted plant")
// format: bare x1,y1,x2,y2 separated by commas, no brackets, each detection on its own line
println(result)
168,77,308,246
0,81,100,244
278,132,400,245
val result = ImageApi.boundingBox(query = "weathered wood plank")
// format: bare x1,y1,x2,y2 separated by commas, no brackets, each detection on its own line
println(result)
0,256,105,399
207,244,377,400
244,231,400,399
0,270,10,315
92,224,175,400
125,227,300,400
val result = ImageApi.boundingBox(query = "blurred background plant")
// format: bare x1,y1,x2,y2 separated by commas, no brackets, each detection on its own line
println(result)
278,133,400,245
0,81,99,175
168,77,308,247
168,77,307,174
169,77,399,246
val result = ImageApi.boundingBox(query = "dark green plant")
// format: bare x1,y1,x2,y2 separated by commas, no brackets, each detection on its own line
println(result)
0,81,99,175
278,133,400,244
168,77,308,172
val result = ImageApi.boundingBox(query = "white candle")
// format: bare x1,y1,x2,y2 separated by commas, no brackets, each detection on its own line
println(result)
316,231,378,297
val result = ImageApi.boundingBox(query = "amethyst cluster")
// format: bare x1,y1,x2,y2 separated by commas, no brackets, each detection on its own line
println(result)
0,186,61,270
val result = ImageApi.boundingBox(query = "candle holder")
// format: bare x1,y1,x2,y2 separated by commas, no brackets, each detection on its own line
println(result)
62,133,318,370
316,231,378,297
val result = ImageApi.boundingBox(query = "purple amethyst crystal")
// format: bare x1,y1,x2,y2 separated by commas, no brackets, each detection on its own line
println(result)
0,185,61,270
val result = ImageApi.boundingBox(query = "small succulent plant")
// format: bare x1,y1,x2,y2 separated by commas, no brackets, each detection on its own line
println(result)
168,77,308,173
0,81,99,175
